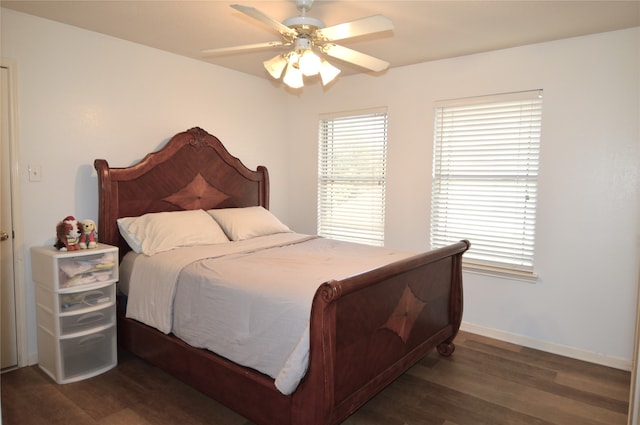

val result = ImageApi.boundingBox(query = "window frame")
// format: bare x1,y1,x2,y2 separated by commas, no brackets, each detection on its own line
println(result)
430,90,543,282
317,108,388,247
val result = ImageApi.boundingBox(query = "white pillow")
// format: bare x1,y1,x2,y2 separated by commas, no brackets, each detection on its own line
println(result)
117,209,229,255
207,206,291,241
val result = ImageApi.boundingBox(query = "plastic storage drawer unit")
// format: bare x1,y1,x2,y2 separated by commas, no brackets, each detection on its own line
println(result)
32,243,119,384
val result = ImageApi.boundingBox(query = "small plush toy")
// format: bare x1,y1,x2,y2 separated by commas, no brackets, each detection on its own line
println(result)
79,219,98,249
54,216,81,251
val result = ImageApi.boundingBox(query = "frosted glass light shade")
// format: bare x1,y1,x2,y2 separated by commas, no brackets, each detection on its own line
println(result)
283,63,304,88
319,60,341,86
263,54,288,79
299,50,322,76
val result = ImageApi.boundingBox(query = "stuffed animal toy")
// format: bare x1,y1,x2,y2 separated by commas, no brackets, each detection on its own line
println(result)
54,216,81,251
79,219,98,249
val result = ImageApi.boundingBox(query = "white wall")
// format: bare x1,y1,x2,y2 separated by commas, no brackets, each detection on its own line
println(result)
3,8,639,370
285,28,640,368
1,9,289,362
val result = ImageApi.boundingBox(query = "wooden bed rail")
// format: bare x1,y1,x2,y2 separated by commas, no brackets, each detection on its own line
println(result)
318,241,470,300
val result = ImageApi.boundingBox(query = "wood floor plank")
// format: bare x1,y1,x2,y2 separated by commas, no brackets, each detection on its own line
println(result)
448,339,629,415
1,331,629,425
406,373,557,425
1,366,98,425
556,369,630,402
99,408,154,425
453,333,630,411
408,350,627,425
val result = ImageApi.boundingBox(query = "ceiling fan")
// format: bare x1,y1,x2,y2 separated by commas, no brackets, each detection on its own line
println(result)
201,0,394,89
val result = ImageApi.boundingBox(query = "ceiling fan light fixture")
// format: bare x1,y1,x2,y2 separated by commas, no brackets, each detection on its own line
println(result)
319,59,341,86
283,62,304,88
205,2,394,90
263,54,288,79
299,49,322,76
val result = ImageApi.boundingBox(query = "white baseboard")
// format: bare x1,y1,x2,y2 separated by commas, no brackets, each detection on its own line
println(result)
460,322,632,371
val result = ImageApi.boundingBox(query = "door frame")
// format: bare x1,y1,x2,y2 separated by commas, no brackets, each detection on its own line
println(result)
1,59,28,368
629,271,640,425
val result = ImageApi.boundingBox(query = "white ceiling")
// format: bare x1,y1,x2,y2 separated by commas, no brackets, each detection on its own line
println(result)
3,0,639,79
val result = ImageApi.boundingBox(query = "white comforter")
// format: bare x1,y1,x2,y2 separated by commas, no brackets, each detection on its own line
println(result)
124,233,412,394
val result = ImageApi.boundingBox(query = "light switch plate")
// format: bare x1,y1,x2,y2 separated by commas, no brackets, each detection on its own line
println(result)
29,164,42,182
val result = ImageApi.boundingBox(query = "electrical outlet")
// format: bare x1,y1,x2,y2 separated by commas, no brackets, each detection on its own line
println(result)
29,164,42,182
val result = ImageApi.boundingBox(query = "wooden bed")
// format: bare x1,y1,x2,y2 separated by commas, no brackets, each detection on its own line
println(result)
94,127,469,425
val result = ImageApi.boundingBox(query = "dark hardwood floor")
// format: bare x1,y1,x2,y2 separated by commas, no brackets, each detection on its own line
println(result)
1,331,630,425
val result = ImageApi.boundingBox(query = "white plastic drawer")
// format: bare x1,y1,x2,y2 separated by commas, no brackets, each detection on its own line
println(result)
57,250,117,288
60,304,115,336
60,326,116,381
59,285,115,314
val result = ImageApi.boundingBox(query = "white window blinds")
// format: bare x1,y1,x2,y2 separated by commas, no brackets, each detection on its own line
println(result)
318,109,388,246
431,90,542,274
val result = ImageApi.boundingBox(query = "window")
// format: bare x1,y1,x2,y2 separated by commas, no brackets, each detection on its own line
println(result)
318,109,388,246
430,90,542,280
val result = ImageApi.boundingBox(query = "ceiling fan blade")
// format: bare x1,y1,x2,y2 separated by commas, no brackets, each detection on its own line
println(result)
231,4,297,38
322,44,390,72
201,41,286,56
316,15,393,42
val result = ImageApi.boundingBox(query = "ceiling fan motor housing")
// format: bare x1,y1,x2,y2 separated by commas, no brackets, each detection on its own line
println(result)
283,16,325,33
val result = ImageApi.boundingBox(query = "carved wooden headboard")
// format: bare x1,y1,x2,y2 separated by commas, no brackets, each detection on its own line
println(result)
94,127,269,257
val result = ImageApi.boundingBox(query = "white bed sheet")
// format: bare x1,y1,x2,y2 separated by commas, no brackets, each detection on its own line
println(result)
123,233,413,394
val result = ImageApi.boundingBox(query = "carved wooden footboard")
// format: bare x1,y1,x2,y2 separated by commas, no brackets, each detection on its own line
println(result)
291,240,468,424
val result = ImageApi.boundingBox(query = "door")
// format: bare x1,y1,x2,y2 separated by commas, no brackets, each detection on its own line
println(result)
1,65,18,370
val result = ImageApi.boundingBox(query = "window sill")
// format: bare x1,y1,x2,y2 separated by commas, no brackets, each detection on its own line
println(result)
462,263,538,283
